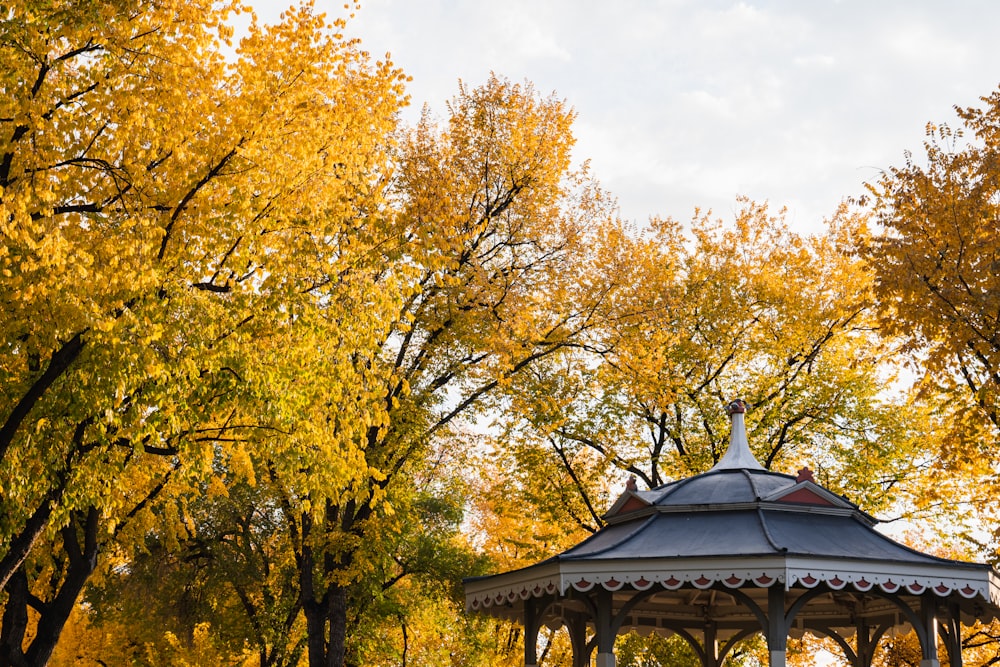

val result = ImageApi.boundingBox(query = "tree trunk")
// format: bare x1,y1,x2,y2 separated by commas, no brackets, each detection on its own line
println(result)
0,571,30,667
328,584,348,667
0,508,99,667
303,583,350,667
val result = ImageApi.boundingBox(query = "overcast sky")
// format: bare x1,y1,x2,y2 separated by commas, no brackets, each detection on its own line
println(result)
250,0,1000,234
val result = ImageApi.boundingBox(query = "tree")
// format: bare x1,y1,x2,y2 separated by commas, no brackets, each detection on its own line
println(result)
0,0,407,662
272,74,627,667
862,89,1000,561
495,200,920,540
82,476,305,666
864,94,1000,436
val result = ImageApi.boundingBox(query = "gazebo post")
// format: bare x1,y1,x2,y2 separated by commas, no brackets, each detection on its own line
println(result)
919,597,941,667
523,597,539,667
855,616,873,667
594,588,616,667
703,620,720,667
767,585,788,667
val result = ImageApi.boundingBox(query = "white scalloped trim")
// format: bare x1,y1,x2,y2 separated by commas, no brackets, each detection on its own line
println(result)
785,570,988,600
467,567,996,611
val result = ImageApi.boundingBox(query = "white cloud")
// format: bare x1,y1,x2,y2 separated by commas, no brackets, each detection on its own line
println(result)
248,0,1000,231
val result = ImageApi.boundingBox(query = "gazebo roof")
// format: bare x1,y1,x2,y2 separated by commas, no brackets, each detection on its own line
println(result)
465,402,1000,629
566,470,952,566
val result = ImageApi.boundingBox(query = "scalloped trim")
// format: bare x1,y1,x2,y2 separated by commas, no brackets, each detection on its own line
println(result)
467,568,994,611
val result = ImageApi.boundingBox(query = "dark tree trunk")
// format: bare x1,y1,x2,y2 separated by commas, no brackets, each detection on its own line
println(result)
0,571,30,667
0,508,100,667
300,499,361,667
303,582,349,667
328,584,348,667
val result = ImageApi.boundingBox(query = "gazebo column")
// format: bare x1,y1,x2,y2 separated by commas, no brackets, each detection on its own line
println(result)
767,585,788,667
919,597,941,667
853,616,869,667
523,598,540,667
594,589,616,667
703,621,721,667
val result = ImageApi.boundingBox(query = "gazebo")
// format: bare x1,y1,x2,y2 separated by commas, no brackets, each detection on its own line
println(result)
464,400,1000,667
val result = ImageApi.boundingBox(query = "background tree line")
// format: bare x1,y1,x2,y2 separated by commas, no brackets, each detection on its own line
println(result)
2,1,1000,666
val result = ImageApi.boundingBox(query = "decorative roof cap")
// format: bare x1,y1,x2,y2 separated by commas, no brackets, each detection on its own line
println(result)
712,399,765,471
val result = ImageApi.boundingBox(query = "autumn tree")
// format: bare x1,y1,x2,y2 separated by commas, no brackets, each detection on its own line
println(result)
271,74,628,667
859,89,1000,663
862,90,1000,552
81,475,305,666
864,92,1000,436
491,200,921,549
0,0,406,662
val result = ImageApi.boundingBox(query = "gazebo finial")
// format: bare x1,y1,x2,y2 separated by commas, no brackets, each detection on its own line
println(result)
713,398,765,471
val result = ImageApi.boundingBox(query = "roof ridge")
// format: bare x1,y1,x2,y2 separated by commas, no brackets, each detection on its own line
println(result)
561,514,659,560
741,468,762,500
649,474,694,504
756,507,787,553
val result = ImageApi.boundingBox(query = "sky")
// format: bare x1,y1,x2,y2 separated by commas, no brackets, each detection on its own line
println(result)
248,0,1000,235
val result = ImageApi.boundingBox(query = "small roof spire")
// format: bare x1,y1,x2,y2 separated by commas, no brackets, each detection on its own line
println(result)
712,399,765,471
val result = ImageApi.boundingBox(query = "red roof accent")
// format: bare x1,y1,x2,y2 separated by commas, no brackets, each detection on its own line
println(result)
616,495,651,514
635,577,650,588
726,576,742,585
801,575,817,585
796,466,815,483
830,576,844,586
664,576,681,587
776,487,836,507
695,576,712,586
755,575,774,585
